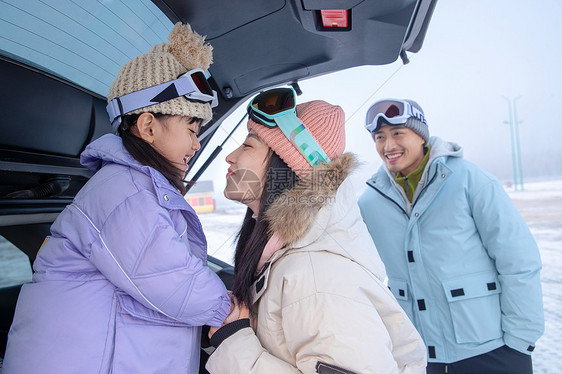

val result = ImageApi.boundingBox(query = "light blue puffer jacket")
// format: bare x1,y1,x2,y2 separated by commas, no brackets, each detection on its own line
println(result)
358,136,544,364
4,134,230,373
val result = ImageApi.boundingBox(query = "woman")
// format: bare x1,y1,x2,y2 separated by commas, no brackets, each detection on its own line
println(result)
205,88,427,373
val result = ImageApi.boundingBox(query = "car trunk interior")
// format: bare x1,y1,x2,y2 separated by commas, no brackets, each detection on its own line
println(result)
0,0,437,363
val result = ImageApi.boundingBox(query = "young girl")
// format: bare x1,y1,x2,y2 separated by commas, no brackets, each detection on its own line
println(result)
205,88,427,373
4,23,230,373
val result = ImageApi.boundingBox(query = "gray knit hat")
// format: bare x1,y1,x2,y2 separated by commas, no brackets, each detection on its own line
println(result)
365,99,429,144
108,23,214,131
403,99,429,144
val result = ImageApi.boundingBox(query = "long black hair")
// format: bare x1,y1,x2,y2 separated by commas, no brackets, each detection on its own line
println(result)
231,151,299,309
118,113,201,195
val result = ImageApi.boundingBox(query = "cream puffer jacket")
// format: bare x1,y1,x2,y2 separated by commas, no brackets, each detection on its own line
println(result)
206,154,426,374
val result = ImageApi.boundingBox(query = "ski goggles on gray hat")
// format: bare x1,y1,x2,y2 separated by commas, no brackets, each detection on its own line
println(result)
365,99,426,133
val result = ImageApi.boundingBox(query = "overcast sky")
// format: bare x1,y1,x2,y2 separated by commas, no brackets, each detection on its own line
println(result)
190,0,562,206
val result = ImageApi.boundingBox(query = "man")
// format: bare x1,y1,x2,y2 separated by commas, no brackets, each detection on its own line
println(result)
358,99,544,374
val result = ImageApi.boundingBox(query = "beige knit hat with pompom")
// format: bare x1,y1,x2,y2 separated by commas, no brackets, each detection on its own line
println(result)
108,23,213,127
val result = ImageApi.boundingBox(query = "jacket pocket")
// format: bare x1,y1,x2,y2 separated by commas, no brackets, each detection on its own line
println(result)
387,278,414,322
442,272,503,344
109,292,196,373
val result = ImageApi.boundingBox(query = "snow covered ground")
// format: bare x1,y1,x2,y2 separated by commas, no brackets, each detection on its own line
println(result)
506,180,562,374
1,179,560,372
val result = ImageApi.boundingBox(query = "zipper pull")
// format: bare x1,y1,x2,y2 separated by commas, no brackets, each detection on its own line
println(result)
404,176,410,196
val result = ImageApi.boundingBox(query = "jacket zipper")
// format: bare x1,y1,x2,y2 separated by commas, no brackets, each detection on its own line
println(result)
368,183,408,216
411,168,439,209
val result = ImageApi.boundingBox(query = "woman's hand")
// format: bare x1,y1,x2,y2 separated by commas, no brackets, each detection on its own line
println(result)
238,303,250,319
224,293,242,324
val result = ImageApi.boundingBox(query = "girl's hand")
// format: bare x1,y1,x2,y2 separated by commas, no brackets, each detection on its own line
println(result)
209,294,247,338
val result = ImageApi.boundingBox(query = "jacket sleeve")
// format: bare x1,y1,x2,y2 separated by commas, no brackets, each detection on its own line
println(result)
206,292,426,374
77,191,230,328
470,178,544,354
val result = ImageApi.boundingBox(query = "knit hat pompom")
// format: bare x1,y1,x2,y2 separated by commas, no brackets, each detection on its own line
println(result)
248,100,346,178
167,23,213,71
108,22,214,129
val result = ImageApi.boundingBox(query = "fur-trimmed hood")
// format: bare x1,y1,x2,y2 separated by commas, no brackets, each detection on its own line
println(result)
265,152,357,246
263,152,387,280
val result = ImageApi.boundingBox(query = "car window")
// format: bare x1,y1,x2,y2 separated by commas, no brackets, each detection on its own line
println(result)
0,236,32,288
0,0,173,97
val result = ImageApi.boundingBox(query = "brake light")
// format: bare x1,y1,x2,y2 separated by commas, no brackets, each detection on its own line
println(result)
320,10,348,28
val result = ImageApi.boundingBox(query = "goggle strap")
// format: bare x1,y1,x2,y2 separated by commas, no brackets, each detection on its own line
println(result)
106,73,217,130
248,109,277,128
106,98,124,129
405,103,426,123
274,113,330,167
107,77,195,123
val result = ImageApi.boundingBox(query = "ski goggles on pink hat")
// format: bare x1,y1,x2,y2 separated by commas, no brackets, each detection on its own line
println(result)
365,99,426,133
106,68,218,131
247,87,330,167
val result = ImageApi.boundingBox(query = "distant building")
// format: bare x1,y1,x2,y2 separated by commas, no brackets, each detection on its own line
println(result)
185,180,215,213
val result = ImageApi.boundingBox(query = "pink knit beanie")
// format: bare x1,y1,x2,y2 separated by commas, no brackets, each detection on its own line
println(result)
248,100,346,178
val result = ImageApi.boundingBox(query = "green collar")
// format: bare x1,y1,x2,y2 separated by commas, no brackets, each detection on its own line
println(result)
394,145,431,202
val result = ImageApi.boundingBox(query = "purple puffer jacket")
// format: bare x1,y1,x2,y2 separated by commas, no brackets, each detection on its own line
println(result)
4,134,230,374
